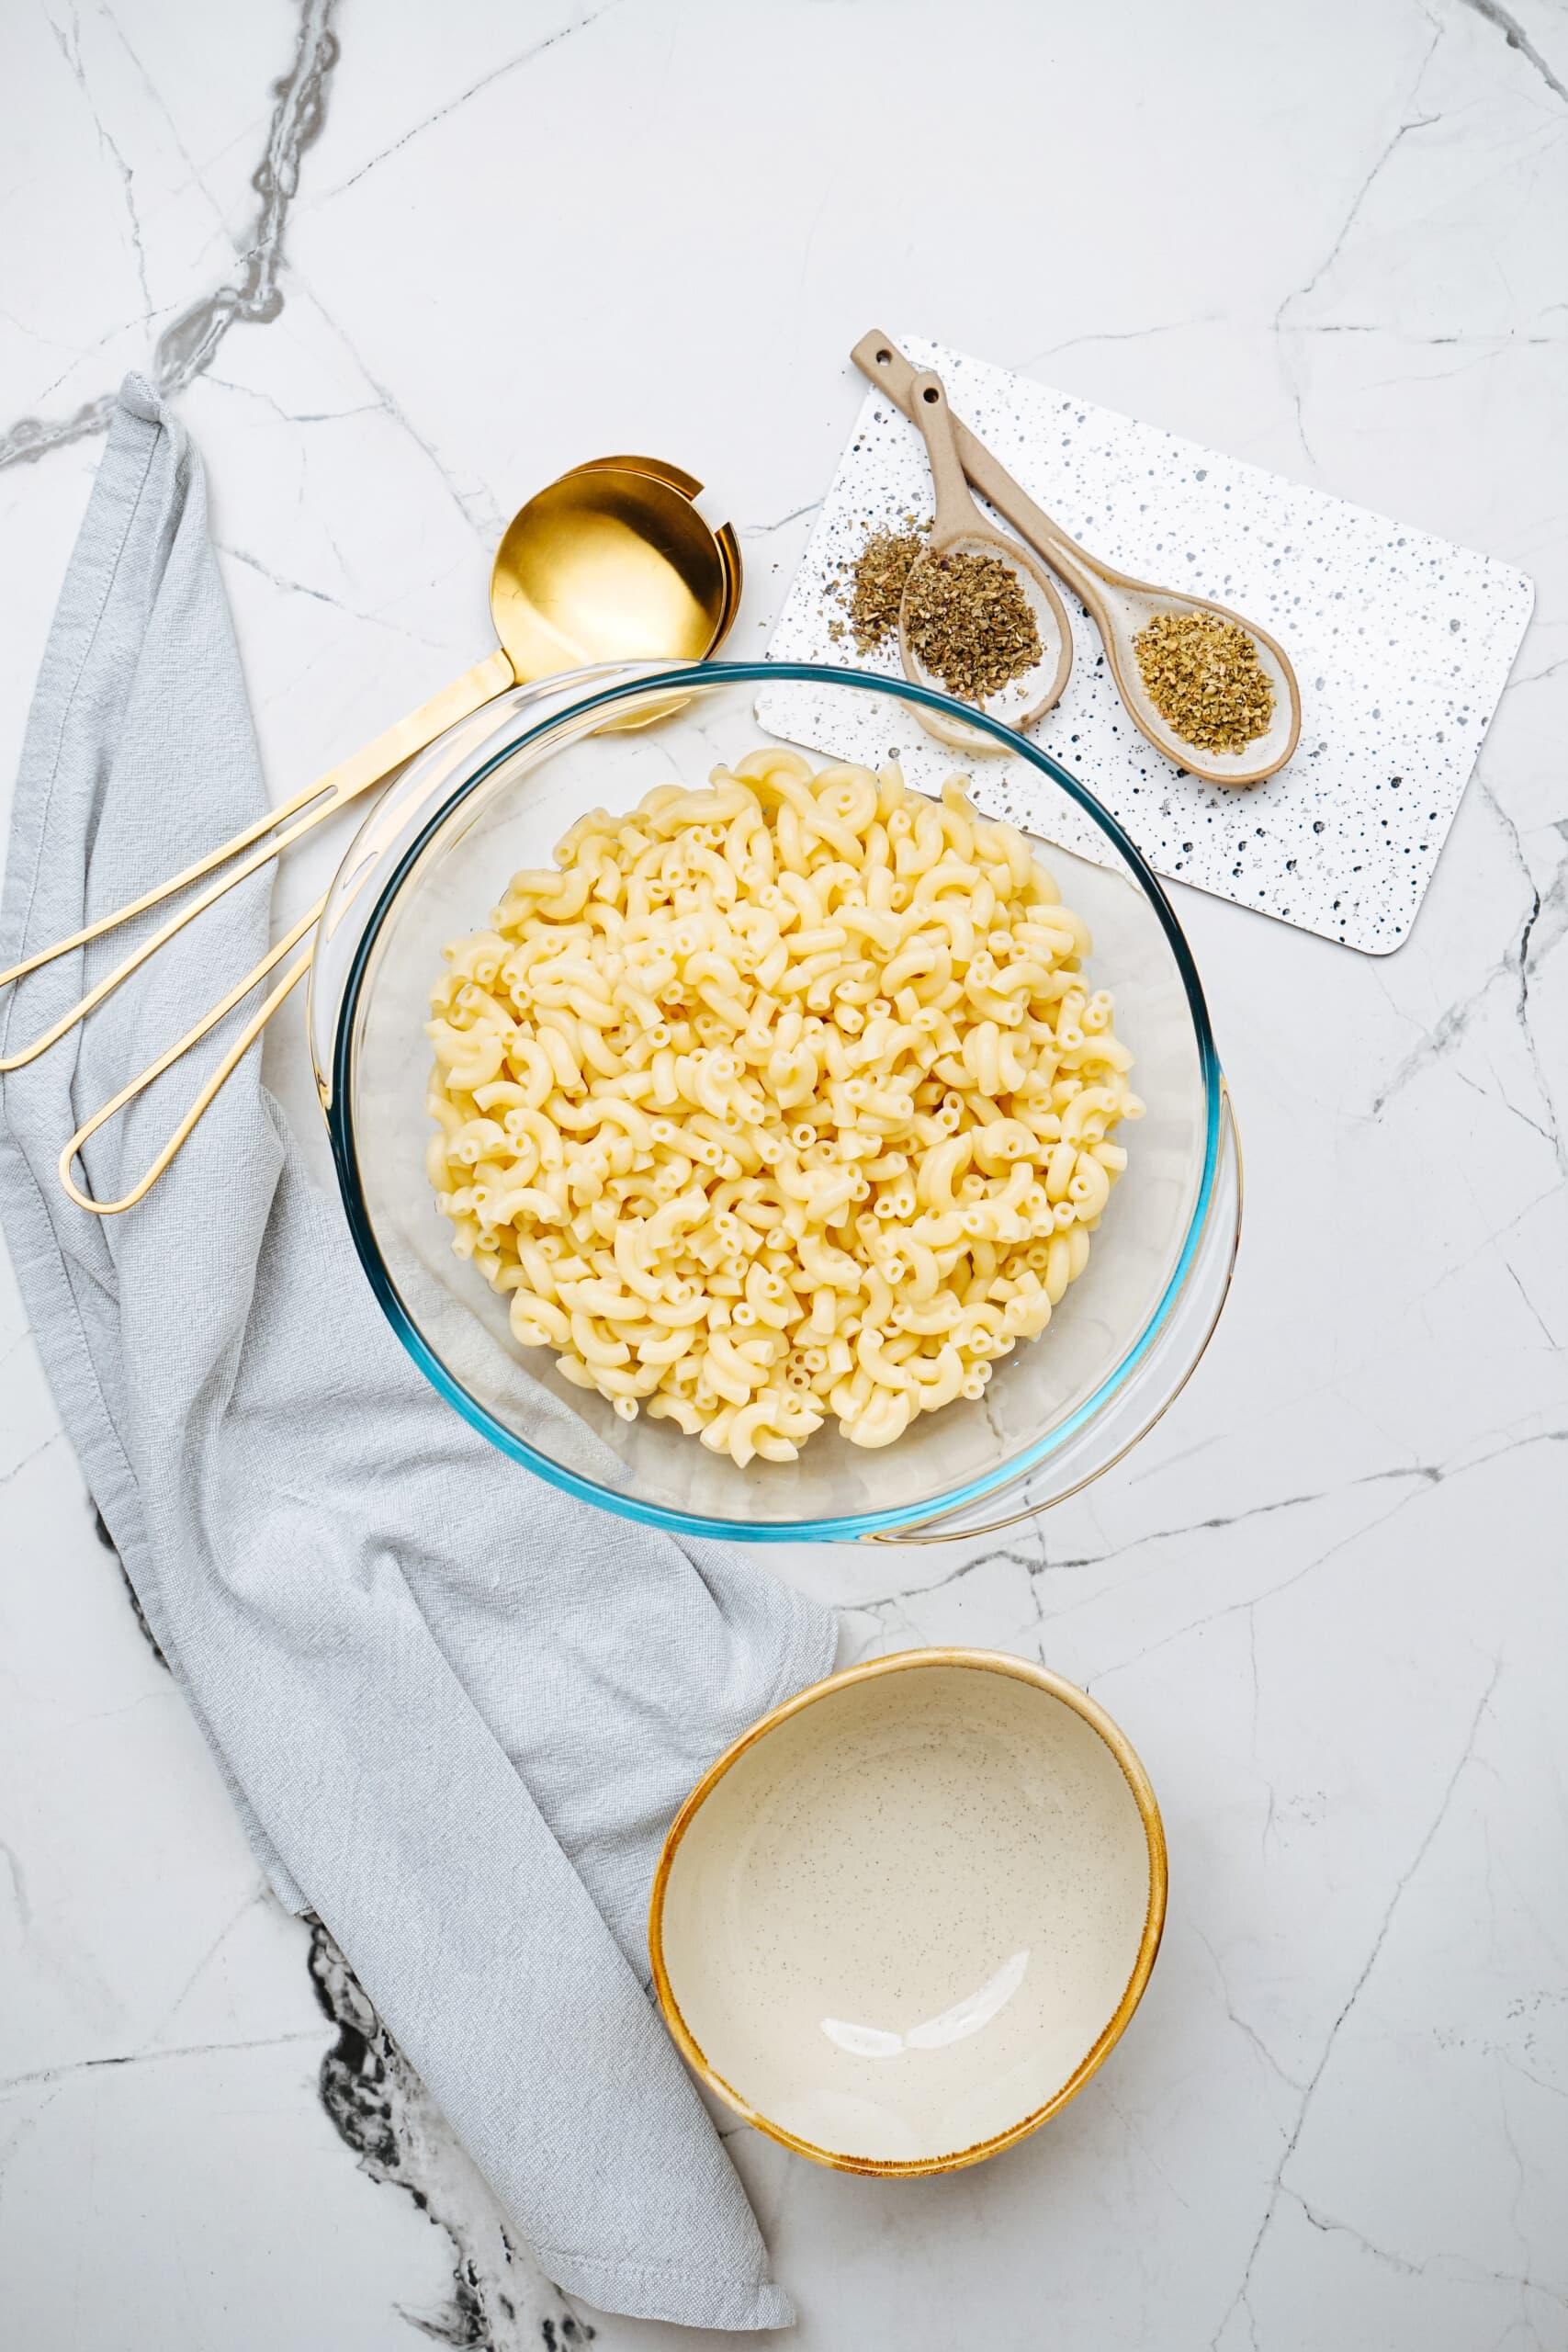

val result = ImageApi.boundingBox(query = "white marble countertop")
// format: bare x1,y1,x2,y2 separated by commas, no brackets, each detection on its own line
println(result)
2,3,1565,2346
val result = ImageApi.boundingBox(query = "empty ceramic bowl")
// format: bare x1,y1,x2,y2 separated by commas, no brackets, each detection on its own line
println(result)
649,1648,1166,2173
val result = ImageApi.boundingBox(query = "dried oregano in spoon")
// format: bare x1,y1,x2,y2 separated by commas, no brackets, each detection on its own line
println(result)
831,523,1042,703
902,549,1043,703
1132,610,1274,753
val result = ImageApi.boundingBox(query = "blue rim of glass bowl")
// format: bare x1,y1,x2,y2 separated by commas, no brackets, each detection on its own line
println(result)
328,660,1224,1543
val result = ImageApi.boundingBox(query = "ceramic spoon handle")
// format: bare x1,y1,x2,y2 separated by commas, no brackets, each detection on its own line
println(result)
851,332,1119,635
907,373,985,548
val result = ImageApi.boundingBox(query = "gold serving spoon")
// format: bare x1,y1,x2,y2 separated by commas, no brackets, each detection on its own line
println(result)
852,331,1301,786
897,370,1073,753
7,456,740,1215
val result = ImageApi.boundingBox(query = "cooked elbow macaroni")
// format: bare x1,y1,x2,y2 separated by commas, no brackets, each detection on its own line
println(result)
425,752,1140,1464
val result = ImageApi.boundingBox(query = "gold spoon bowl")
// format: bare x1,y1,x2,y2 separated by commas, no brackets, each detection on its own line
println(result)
493,454,740,674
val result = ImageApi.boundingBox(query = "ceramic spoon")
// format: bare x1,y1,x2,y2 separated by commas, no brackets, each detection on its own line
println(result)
897,372,1073,752
854,331,1301,786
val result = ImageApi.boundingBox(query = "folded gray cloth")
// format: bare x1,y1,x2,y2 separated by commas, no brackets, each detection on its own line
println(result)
0,379,834,2329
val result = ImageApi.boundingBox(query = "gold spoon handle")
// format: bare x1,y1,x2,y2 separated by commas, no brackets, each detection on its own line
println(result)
0,647,513,1074
58,898,325,1216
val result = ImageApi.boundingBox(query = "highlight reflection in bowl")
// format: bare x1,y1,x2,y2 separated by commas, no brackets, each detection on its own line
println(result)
649,1648,1166,2173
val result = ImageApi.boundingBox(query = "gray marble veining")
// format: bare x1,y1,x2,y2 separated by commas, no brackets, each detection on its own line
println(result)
1,1,1565,2346
0,0,339,471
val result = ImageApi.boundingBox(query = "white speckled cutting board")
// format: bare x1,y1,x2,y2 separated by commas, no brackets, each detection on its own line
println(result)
761,333,1534,954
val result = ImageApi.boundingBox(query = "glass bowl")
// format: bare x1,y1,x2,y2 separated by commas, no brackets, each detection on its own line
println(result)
309,661,1238,1545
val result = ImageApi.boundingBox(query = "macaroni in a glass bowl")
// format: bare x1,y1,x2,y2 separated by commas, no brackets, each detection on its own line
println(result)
424,751,1140,1463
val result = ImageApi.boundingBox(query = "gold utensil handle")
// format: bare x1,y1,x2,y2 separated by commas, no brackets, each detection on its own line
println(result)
58,897,326,1216
6,791,343,1077
0,649,513,1075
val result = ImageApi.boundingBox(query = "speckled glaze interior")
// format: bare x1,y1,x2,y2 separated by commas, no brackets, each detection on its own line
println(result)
650,1651,1165,2173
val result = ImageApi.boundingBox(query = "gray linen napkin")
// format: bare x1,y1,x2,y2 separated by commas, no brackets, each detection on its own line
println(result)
0,378,835,2329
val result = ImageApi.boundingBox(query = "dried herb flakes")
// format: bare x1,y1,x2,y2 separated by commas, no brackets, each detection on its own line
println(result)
839,526,928,653
903,551,1042,704
1133,609,1274,753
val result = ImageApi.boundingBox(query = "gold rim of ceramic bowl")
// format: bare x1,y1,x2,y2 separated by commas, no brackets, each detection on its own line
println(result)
648,1646,1168,2177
